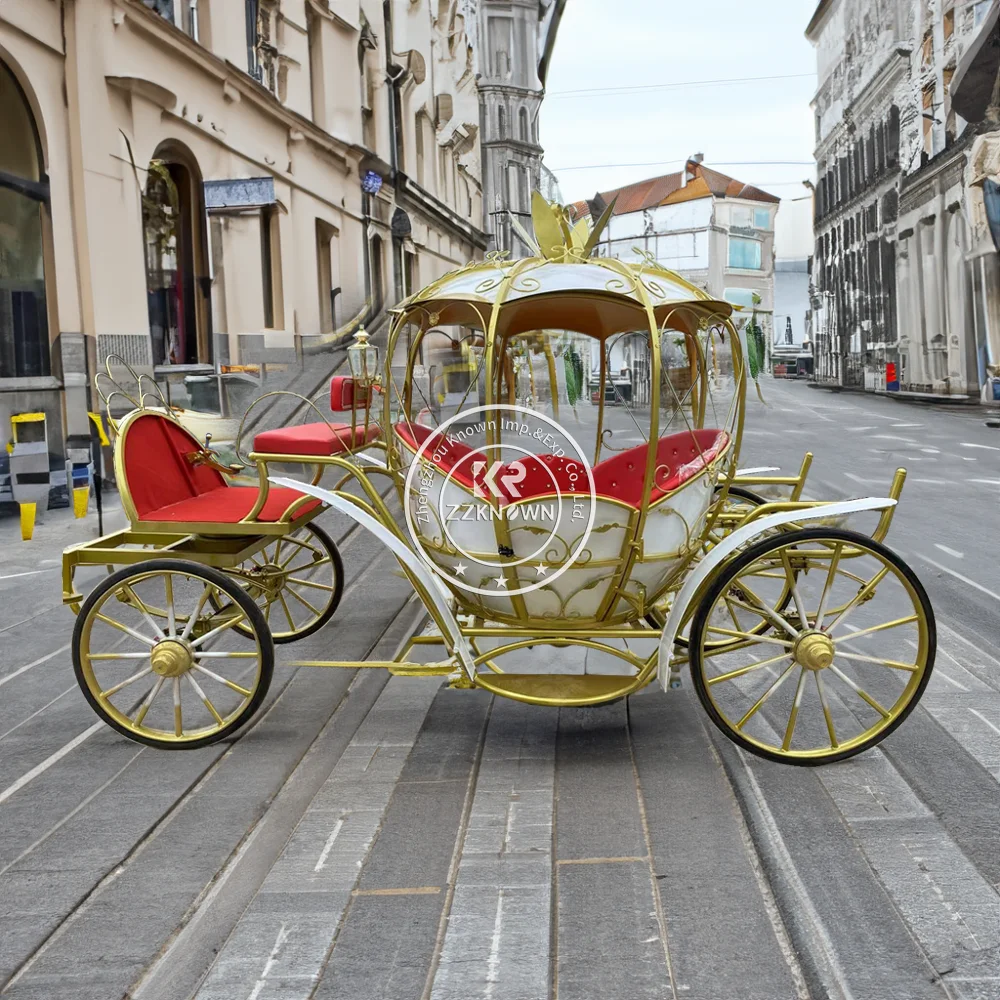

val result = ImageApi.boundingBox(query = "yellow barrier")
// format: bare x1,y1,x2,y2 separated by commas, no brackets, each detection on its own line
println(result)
19,503,36,541
73,486,89,519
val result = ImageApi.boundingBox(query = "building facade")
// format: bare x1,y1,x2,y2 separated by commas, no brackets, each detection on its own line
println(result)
806,0,909,389
806,0,998,396
952,0,1000,399
773,194,815,367
0,0,488,498
466,0,565,255
580,159,780,333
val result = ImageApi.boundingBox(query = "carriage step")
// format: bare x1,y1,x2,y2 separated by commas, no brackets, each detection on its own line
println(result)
472,673,640,706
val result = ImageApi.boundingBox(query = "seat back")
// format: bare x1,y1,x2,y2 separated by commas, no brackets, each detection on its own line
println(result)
120,411,226,520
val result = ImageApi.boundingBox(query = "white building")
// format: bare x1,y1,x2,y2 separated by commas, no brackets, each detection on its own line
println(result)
570,159,779,391
576,158,780,324
774,194,814,357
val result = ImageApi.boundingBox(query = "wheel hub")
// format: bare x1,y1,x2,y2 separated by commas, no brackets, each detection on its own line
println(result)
150,639,194,677
248,563,285,598
793,631,835,671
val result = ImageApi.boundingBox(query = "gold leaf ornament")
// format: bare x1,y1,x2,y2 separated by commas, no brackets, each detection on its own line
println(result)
531,192,568,260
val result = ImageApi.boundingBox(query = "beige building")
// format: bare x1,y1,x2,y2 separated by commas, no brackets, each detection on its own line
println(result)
0,0,487,496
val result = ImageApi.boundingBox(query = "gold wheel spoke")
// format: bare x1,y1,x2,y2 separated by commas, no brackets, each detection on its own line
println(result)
280,538,323,569
706,626,793,648
815,543,843,628
184,673,224,725
120,584,167,640
779,550,810,629
781,668,808,751
278,591,296,633
814,671,839,748
99,666,153,698
832,616,918,642
273,537,283,566
133,676,165,727
285,586,322,618
88,651,152,661
287,576,335,592
264,599,273,625
736,661,798,729
827,665,891,718
190,609,249,649
193,663,253,697
825,566,891,633
728,595,799,638
834,651,919,673
707,652,793,686
94,612,156,647
725,597,742,631
181,585,214,641
164,574,177,637
173,677,183,736
195,651,258,659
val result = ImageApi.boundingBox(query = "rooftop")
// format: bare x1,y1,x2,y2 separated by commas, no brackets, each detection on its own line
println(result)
584,161,780,217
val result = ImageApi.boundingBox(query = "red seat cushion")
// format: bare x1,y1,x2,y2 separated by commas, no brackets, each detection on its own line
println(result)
138,486,320,524
123,412,227,520
593,429,729,506
394,422,489,490
254,422,381,457
393,422,728,508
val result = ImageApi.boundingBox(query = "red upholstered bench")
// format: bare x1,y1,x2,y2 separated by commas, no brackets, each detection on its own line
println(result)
394,422,728,509
252,376,381,457
253,422,380,457
121,411,320,527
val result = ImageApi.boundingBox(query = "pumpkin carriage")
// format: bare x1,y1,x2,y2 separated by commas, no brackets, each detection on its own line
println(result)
63,196,934,764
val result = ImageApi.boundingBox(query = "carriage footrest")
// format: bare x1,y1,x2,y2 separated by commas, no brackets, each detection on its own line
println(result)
473,673,639,706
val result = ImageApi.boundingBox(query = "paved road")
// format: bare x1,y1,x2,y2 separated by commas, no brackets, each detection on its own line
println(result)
0,381,997,999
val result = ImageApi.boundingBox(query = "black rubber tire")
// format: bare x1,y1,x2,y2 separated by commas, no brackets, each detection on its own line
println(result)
688,527,936,766
73,559,275,750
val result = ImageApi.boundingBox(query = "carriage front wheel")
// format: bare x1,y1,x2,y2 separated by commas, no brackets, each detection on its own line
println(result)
689,527,935,766
73,560,274,749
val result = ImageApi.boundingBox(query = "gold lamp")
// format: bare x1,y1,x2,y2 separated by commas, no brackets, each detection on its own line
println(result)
347,326,380,388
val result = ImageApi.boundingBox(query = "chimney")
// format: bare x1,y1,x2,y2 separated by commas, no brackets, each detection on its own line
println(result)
682,154,703,187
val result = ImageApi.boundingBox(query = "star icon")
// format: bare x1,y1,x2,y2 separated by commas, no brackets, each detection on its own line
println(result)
493,575,509,589
535,564,549,577
454,563,467,577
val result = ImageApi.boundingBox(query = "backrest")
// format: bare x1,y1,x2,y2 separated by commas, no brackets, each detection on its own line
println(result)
331,376,372,412
120,411,225,519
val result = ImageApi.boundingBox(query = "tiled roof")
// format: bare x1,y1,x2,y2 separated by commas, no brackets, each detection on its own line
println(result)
596,162,780,215
567,199,592,221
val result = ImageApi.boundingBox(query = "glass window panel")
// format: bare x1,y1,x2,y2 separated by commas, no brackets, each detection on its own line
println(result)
0,187,50,378
0,62,41,181
753,208,771,229
728,237,761,269
723,287,756,308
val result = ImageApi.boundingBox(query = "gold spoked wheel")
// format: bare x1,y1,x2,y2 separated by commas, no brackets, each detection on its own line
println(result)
670,486,791,651
73,560,274,749
212,523,344,643
689,527,935,765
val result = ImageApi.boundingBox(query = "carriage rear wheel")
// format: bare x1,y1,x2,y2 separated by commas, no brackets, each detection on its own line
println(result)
73,560,274,749
212,522,344,643
689,528,934,765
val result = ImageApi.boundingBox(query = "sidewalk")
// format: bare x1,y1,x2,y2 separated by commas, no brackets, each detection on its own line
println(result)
806,379,1000,410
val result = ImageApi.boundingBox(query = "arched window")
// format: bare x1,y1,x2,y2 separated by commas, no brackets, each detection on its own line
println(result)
518,107,529,142
0,60,51,378
142,142,210,367
497,104,506,139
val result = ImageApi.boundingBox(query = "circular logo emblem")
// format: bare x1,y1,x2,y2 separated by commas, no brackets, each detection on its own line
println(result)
402,404,597,597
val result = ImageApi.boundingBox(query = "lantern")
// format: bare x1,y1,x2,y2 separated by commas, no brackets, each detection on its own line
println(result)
347,327,379,387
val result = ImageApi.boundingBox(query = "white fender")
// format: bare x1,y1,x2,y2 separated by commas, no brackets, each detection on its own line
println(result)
657,497,897,689
269,476,476,680
734,466,780,476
